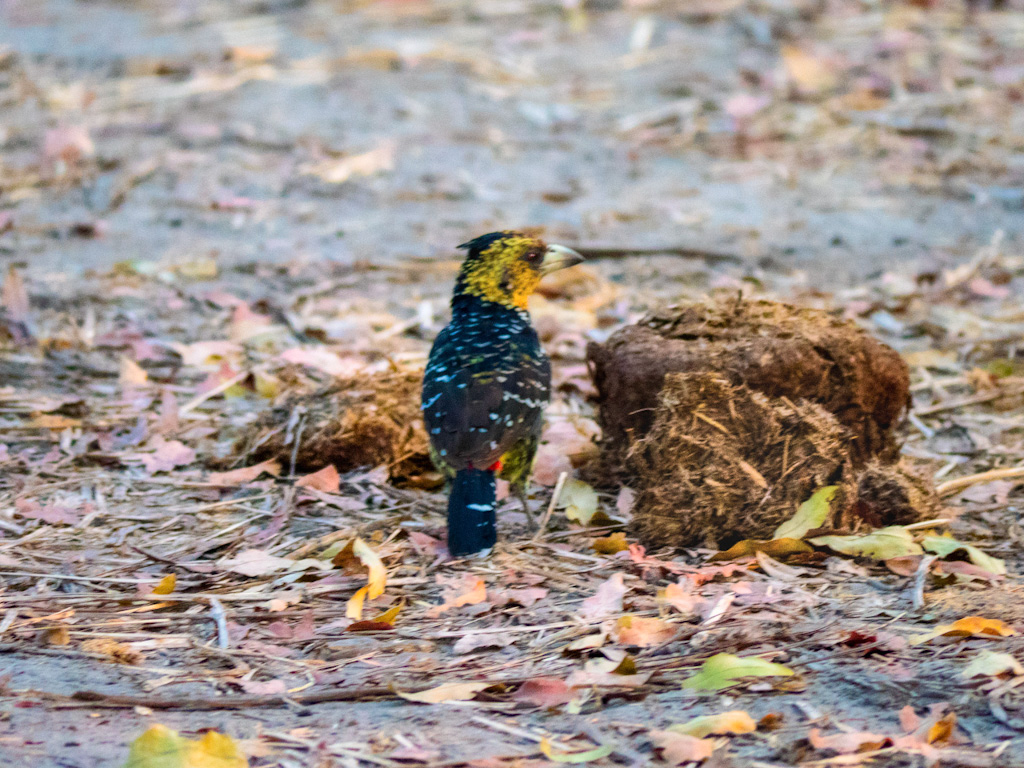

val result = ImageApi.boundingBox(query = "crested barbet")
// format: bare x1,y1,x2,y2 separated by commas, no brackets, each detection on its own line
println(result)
422,232,584,556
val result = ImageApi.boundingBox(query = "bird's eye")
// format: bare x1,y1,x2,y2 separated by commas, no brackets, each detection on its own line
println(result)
525,250,542,262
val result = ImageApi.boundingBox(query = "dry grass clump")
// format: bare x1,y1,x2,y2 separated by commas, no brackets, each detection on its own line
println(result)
626,373,848,549
235,370,436,485
626,373,935,549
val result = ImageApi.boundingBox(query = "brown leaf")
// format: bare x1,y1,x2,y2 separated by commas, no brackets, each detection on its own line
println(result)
295,464,341,493
514,677,575,708
208,459,282,486
710,538,811,562
135,438,196,474
397,682,488,704
649,731,715,764
611,615,677,647
593,532,629,554
426,574,487,618
808,729,892,754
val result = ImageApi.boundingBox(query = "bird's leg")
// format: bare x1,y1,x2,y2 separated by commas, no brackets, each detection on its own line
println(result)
513,484,537,531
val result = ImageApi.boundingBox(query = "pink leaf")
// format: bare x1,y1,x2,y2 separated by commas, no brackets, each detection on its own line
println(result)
579,573,626,621
514,677,575,708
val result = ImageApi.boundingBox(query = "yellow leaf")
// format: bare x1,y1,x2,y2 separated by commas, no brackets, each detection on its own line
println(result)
559,479,601,526
611,615,676,647
668,710,757,738
773,486,837,540
397,682,488,704
373,603,402,624
539,738,615,764
922,536,1005,576
346,585,369,621
810,526,923,560
152,574,176,595
709,538,811,562
335,537,387,620
913,616,1017,645
681,653,794,692
120,356,149,386
962,650,1024,679
781,45,836,94
123,724,247,768
592,532,629,554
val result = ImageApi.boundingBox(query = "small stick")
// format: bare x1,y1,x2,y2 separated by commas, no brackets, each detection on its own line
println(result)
209,597,229,650
936,466,1024,497
532,472,568,541
913,384,1024,417
179,371,249,415
912,555,938,610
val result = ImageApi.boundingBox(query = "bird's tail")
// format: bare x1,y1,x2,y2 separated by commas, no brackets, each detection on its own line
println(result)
447,468,497,557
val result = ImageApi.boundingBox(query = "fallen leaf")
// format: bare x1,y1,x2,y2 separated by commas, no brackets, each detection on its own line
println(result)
15,498,82,526
151,574,176,595
426,573,488,617
773,486,837,540
885,555,922,576
295,465,341,494
808,729,892,754
922,536,1005,576
334,538,387,620
81,638,144,665
123,724,247,768
135,439,196,474
539,739,615,764
238,679,288,696
299,141,396,184
781,44,837,94
559,479,602,526
207,460,281,486
279,347,366,378
579,573,626,621
398,682,488,704
648,731,715,764
710,538,811,561
593,532,629,554
611,615,676,647
219,549,294,577
668,711,757,738
453,633,515,655
171,340,242,367
810,526,923,560
659,582,705,618
120,356,149,386
913,616,1017,645
681,653,795,692
963,650,1024,679
490,587,548,608
514,677,575,708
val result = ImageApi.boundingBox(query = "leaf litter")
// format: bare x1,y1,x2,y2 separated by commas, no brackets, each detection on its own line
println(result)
2,1,1024,766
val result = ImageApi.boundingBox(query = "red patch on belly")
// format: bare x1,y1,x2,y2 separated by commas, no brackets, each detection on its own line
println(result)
488,460,503,472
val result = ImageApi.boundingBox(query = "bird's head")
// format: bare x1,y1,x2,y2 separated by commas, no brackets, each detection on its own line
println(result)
453,231,584,310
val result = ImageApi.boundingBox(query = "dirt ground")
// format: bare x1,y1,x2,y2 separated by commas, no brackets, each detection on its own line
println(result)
3,1,1024,766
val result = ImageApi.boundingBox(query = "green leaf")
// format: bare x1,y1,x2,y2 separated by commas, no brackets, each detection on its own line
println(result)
123,725,247,768
962,650,1024,679
681,653,794,692
922,536,1006,576
540,739,615,763
668,710,757,737
810,526,923,560
773,486,837,540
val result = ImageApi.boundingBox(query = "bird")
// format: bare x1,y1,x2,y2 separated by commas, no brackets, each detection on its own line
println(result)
422,231,584,557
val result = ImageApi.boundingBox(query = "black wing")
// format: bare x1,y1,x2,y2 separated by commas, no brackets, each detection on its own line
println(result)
422,311,549,471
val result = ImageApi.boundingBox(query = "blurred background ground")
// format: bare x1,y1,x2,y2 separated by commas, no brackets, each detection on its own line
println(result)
3,1,1024,767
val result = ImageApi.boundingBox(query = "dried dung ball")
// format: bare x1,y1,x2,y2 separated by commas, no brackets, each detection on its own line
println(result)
587,298,910,474
839,460,941,531
627,373,849,549
236,370,436,485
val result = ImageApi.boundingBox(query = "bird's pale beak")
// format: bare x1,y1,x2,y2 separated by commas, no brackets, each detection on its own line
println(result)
539,244,584,276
